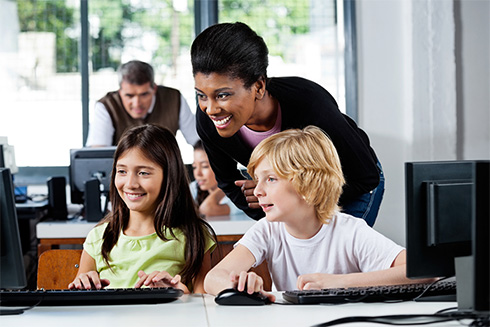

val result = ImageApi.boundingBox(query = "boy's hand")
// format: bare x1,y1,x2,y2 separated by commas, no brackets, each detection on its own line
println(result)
68,271,110,290
297,273,345,290
229,270,276,302
235,180,260,209
135,270,189,293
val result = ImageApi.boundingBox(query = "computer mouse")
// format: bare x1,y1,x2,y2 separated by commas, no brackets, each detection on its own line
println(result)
214,288,272,306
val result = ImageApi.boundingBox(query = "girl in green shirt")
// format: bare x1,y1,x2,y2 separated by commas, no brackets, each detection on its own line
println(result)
69,124,216,293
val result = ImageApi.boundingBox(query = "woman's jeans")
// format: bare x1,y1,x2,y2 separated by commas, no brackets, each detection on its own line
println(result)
341,161,385,227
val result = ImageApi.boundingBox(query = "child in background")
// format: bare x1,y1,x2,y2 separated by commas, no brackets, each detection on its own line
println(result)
191,140,241,217
69,125,216,293
204,126,433,302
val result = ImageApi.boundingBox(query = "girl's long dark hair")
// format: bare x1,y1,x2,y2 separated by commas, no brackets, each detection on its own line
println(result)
100,124,215,286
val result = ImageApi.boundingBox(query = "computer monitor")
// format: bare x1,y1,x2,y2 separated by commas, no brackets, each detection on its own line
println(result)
406,160,489,313
0,168,27,289
471,162,489,313
69,147,116,205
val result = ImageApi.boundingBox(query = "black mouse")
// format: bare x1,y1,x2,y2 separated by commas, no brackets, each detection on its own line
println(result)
214,288,272,306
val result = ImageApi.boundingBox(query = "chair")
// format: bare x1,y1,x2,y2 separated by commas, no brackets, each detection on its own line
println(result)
37,249,82,289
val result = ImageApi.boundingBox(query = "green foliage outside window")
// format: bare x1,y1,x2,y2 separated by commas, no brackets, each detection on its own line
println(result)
16,0,311,73
219,0,310,57
17,0,78,73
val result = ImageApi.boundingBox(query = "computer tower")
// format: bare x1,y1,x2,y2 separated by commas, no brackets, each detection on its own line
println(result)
84,179,103,222
47,176,68,220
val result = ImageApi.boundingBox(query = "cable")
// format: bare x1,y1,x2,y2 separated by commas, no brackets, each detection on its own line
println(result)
312,314,455,326
0,301,41,316
312,311,489,327
413,276,451,302
0,308,27,315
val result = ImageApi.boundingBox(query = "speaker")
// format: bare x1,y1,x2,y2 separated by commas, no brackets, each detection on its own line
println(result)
47,176,68,220
84,178,103,222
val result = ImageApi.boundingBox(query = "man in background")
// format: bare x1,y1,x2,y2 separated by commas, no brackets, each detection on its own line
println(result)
86,60,199,147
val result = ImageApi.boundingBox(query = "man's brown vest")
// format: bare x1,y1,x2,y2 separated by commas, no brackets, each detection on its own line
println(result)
99,85,181,145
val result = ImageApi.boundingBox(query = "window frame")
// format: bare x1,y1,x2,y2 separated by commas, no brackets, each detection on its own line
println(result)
16,0,358,184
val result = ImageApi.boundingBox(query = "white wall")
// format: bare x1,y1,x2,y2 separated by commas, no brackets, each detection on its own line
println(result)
356,0,490,246
458,0,490,159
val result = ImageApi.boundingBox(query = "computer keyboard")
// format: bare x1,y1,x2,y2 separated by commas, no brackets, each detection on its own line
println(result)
282,280,456,304
0,287,184,306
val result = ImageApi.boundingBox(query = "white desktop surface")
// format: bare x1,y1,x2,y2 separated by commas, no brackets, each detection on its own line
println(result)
36,213,257,239
0,293,461,327
0,294,207,327
203,294,460,327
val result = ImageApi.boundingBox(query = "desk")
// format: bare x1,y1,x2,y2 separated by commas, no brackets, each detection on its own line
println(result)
36,213,257,256
0,293,462,327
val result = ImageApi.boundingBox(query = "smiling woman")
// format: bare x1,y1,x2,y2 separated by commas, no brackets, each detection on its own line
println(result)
191,22,384,227
194,72,275,139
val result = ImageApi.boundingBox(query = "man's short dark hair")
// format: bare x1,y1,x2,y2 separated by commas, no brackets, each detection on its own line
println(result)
118,60,155,87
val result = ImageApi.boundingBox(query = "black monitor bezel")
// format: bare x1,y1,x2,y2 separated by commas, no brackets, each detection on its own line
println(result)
69,147,116,204
472,162,489,313
0,168,27,289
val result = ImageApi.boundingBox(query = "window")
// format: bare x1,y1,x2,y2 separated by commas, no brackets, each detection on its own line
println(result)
218,0,346,111
0,0,347,169
1,0,83,167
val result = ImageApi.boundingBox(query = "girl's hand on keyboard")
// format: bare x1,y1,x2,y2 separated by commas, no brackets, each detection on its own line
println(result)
134,270,190,293
68,271,111,290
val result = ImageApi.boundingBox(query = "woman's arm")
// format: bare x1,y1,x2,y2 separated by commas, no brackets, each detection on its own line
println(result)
297,250,437,290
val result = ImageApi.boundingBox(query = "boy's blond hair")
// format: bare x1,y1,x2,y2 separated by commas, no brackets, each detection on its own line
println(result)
247,126,345,224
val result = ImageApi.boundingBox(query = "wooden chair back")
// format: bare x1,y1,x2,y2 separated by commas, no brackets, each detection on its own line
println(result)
37,249,82,289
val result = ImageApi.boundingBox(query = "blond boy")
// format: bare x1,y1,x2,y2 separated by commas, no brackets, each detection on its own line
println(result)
204,126,431,302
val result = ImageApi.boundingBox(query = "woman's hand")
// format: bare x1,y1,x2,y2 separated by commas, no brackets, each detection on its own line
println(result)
68,271,110,290
235,180,260,209
230,270,276,302
135,270,190,293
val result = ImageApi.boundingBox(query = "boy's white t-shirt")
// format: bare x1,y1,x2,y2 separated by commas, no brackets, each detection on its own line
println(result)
236,212,404,291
